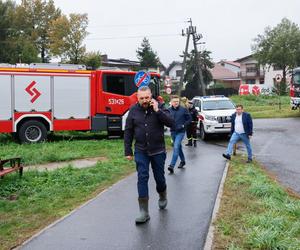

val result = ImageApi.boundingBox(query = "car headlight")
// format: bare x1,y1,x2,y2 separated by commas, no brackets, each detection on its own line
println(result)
205,115,217,121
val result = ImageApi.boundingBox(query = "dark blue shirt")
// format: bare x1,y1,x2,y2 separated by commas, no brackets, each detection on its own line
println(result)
168,106,192,133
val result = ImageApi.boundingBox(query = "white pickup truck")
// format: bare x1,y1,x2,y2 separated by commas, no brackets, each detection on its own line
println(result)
192,95,236,140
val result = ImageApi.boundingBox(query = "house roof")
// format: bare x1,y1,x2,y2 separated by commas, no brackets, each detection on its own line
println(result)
218,60,240,68
234,54,253,63
210,64,239,80
102,58,140,67
158,61,167,72
165,61,182,75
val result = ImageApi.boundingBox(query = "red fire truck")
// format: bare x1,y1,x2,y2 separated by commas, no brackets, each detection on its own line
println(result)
290,67,300,110
0,64,160,143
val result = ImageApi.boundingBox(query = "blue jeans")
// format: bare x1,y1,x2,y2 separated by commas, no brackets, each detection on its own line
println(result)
226,132,252,160
170,132,186,167
134,152,167,198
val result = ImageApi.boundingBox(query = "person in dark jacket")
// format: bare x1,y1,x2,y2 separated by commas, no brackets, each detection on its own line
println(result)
124,86,174,224
222,104,253,163
185,101,199,147
167,95,192,174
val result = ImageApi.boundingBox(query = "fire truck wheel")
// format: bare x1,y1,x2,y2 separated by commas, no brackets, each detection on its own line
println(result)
18,120,47,143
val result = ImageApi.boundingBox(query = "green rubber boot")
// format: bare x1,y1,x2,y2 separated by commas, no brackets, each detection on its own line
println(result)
158,190,167,209
135,198,150,224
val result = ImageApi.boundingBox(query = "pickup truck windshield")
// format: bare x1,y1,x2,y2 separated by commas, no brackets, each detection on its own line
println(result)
203,100,235,110
294,72,300,84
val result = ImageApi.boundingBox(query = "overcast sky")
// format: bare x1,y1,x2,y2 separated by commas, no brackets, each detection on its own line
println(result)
31,0,300,66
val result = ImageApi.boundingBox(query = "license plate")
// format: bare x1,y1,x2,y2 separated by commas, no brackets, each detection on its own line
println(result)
223,124,231,128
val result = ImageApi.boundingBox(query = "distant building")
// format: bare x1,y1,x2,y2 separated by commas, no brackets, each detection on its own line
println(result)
264,65,291,88
100,54,166,74
234,54,291,89
235,55,265,85
100,54,140,71
210,63,240,89
165,61,183,81
218,60,241,74
165,60,241,90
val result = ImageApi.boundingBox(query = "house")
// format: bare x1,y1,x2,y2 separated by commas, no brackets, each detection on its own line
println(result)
210,62,241,89
264,65,291,88
234,54,291,91
100,54,140,71
235,55,265,85
165,60,241,90
165,61,183,81
218,60,241,74
100,54,167,74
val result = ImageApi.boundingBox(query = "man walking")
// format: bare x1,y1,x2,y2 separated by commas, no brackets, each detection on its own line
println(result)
222,104,253,163
124,86,174,224
185,100,199,147
168,95,192,174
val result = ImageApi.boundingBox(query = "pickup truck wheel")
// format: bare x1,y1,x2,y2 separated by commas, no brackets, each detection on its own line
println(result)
200,123,208,141
18,120,47,143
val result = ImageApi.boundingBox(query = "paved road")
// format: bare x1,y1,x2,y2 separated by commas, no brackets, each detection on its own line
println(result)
251,118,300,194
21,141,226,250
211,118,300,195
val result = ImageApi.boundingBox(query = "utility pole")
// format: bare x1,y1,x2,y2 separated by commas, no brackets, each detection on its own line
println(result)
179,18,206,96
179,18,192,96
191,26,206,96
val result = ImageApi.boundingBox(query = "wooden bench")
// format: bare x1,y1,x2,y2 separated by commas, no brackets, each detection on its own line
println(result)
0,157,23,179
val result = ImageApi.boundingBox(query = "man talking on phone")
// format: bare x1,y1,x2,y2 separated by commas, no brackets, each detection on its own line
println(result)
124,86,174,224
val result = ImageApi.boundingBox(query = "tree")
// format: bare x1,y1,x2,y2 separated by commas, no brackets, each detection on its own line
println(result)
0,0,16,62
7,38,40,64
0,0,39,64
183,49,213,97
14,0,61,62
82,51,101,69
49,13,89,64
136,37,160,68
252,18,300,86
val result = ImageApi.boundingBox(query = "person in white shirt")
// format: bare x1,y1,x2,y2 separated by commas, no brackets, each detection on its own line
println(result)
222,104,253,163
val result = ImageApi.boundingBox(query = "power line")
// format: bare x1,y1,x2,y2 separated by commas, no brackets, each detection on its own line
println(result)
0,33,181,44
86,33,181,41
88,21,187,29
0,21,186,31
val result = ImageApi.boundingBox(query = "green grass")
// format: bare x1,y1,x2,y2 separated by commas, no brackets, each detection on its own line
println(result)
0,131,172,249
213,155,300,250
0,131,172,166
0,135,135,250
0,131,119,166
230,95,300,119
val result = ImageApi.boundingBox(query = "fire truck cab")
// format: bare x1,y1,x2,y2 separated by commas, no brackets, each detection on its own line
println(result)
0,64,160,143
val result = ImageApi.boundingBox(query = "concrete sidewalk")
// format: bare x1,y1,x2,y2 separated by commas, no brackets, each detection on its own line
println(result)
25,157,107,172
20,141,225,250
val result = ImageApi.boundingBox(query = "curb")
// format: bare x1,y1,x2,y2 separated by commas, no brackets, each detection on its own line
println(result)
203,161,229,250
